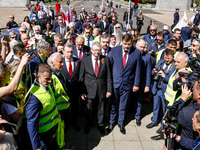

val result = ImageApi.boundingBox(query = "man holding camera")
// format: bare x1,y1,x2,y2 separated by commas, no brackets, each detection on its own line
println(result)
147,49,176,131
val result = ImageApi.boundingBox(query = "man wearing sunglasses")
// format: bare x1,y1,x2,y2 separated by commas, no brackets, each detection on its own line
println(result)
143,25,157,52
108,16,123,36
6,15,18,31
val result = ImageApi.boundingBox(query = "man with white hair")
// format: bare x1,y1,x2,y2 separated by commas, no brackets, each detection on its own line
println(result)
113,23,123,45
47,52,70,129
68,22,76,34
79,7,88,23
33,25,41,35
52,33,63,53
163,25,173,43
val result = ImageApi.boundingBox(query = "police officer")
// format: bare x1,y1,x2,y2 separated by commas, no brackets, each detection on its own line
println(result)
171,8,179,30
193,9,200,27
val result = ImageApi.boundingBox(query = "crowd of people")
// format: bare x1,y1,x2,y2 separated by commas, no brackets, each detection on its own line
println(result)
1,0,200,150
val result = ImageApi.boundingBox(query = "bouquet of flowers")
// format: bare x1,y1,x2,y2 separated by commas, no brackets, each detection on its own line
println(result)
46,32,56,43
25,34,43,52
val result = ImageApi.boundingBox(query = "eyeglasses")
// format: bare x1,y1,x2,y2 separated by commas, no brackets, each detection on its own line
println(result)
10,36,17,39
112,19,116,21
115,27,121,29
157,39,163,41
20,31,26,33
150,29,156,32
10,17,14,18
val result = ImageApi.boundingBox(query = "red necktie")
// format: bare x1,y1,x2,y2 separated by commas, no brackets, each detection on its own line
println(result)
104,50,106,56
79,50,82,59
68,60,72,78
123,52,127,69
95,57,99,77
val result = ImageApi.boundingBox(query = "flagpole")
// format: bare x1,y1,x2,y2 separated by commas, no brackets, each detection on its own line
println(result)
128,0,130,25
100,0,103,13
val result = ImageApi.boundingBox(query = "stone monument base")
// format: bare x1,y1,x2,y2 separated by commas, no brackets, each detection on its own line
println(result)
156,0,192,11
0,0,26,7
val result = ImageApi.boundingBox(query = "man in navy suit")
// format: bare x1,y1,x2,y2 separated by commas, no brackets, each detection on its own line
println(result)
73,36,90,59
143,25,157,52
72,14,83,34
107,34,142,134
55,20,66,36
133,39,152,126
146,49,176,132
100,34,112,56
79,42,112,134
61,43,81,131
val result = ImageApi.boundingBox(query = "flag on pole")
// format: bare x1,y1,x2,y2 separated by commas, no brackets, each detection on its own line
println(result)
38,1,48,12
134,0,140,5
61,6,72,26
100,0,105,13
61,6,68,22
172,11,188,32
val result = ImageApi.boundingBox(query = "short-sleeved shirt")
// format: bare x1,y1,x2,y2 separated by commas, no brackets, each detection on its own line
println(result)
6,21,18,29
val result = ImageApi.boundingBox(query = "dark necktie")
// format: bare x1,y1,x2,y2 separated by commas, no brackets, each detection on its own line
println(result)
104,50,106,56
46,87,51,94
95,57,99,77
164,64,169,73
123,51,127,69
87,38,90,47
68,60,72,78
79,50,82,59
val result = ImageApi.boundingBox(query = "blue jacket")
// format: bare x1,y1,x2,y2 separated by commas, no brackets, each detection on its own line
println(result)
140,52,152,88
109,45,142,90
152,42,165,53
181,26,190,42
151,59,176,96
143,33,157,52
74,20,83,33
73,45,90,59
174,12,179,24
193,13,200,26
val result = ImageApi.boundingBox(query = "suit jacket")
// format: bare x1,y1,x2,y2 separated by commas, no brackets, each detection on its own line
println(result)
109,45,142,90
73,45,91,59
55,26,66,36
103,47,112,56
143,33,157,52
99,20,110,34
74,20,83,33
36,18,46,32
79,55,112,99
151,59,176,96
61,57,80,98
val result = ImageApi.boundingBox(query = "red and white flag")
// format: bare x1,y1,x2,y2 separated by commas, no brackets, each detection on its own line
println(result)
37,1,48,12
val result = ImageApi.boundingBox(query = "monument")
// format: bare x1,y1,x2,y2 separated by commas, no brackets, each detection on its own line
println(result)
156,0,192,10
0,0,26,7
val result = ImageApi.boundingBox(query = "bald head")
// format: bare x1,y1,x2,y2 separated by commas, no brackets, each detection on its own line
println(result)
76,36,84,50
136,39,146,53
175,52,189,69
21,33,29,44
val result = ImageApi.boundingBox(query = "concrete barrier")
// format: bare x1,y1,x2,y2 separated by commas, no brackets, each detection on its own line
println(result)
0,0,26,7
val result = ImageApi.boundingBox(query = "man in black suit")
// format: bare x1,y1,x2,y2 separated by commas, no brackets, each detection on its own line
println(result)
73,36,91,59
79,42,112,134
99,14,110,34
36,13,46,32
55,19,66,36
100,34,112,56
61,43,81,131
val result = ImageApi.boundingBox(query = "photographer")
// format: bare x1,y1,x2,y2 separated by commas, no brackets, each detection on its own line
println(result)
184,27,199,48
164,76,200,150
146,49,176,134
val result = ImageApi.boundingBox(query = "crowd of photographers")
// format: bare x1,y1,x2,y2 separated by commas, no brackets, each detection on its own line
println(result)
1,1,200,150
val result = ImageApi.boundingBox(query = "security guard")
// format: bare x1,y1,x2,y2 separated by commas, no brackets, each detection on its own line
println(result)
171,8,179,30
193,9,200,27
26,63,60,150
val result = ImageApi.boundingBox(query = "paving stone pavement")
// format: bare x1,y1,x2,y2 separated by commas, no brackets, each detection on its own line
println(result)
0,1,196,150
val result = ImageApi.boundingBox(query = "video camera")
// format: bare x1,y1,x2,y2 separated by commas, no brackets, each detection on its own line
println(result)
153,66,164,81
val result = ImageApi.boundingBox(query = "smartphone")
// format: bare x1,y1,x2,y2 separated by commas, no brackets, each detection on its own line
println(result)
0,122,17,134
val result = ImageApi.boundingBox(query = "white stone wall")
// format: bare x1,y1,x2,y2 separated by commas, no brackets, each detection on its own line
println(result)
156,0,192,11
0,0,26,7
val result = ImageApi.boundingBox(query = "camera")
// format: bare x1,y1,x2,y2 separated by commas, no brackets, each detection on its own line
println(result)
153,66,164,81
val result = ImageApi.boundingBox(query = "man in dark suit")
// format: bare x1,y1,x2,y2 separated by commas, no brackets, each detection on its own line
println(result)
108,16,123,36
61,43,81,131
52,33,63,53
100,34,112,56
36,13,46,32
73,36,90,59
71,14,83,34
99,14,110,34
55,20,66,36
107,34,142,134
79,42,112,134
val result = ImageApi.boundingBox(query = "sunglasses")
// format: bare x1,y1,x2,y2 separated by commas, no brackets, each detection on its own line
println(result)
115,27,121,29
11,36,17,39
157,39,163,41
150,29,156,32
20,31,26,33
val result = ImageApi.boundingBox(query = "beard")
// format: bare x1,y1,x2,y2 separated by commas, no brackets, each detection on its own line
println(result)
113,29,123,45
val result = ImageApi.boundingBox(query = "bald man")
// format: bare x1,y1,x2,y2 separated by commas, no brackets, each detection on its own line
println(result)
73,36,91,59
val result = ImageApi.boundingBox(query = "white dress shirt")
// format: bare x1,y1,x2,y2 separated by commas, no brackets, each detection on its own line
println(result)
91,55,100,71
65,57,74,73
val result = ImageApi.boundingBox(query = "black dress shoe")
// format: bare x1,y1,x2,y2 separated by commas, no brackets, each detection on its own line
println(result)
151,134,164,140
72,122,80,131
84,126,91,134
156,127,163,134
107,124,115,133
99,126,105,134
136,119,141,126
146,122,158,129
118,124,126,134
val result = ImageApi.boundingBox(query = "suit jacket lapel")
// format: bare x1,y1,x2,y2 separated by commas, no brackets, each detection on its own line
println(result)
124,47,134,70
63,58,71,79
73,45,78,57
97,55,104,77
